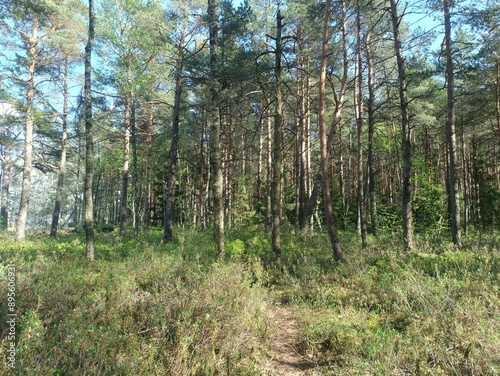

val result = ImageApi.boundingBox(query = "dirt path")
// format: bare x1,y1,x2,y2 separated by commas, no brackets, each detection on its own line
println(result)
260,304,319,375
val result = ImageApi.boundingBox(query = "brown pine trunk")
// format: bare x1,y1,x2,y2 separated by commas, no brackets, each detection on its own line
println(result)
164,16,187,240
319,0,344,262
366,31,379,237
444,0,461,246
119,92,131,237
208,0,225,257
142,103,153,231
15,18,38,241
51,58,70,237
84,0,95,259
355,2,367,247
131,102,139,234
390,0,415,251
271,9,284,257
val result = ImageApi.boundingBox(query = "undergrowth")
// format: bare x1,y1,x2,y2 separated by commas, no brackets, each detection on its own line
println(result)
0,227,499,375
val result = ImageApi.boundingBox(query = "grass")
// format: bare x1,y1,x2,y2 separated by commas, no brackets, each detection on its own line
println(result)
0,227,499,375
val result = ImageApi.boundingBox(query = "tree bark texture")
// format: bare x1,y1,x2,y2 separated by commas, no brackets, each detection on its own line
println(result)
390,0,415,251
84,0,95,259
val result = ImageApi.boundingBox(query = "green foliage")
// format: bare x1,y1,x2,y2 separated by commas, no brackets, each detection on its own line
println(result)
0,237,269,375
1,229,499,375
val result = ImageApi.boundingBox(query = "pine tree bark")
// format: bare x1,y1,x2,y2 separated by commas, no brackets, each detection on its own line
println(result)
119,92,131,237
1,138,12,231
444,0,461,246
15,17,37,241
142,103,153,231
271,9,284,257
390,0,415,251
50,58,69,237
319,0,344,262
355,1,367,247
84,0,95,259
164,17,187,241
208,0,225,257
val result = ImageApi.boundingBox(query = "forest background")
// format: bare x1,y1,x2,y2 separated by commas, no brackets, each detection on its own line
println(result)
0,0,499,374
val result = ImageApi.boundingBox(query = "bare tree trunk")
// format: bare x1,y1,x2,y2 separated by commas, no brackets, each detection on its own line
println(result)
355,1,367,247
15,18,38,241
84,0,95,259
50,58,69,237
265,99,272,232
142,103,153,232
366,31,379,237
390,0,415,251
164,17,187,241
208,0,225,257
119,92,131,237
1,139,12,230
131,102,139,235
444,0,461,246
319,0,344,262
271,9,284,257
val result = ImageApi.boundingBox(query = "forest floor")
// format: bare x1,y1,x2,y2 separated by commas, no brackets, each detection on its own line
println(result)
260,304,317,375
0,227,499,375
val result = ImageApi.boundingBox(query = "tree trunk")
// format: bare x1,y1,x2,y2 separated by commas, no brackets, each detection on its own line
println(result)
15,18,38,241
1,139,12,231
208,0,225,257
142,103,153,232
119,92,131,237
319,0,344,262
271,9,284,257
444,0,461,246
50,58,69,237
366,31,379,237
84,0,95,259
355,2,367,247
131,102,139,234
390,0,415,251
164,17,187,241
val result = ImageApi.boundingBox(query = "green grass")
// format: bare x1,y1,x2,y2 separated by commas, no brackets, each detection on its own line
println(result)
0,227,499,375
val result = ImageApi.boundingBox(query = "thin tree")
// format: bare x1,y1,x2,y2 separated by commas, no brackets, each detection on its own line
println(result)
355,0,368,247
164,14,188,241
444,0,461,246
84,0,95,259
389,0,415,250
319,0,344,262
14,17,37,241
208,0,225,257
50,58,70,237
271,8,284,257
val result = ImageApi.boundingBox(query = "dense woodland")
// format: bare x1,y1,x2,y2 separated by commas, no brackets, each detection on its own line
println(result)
1,0,499,253
0,0,500,374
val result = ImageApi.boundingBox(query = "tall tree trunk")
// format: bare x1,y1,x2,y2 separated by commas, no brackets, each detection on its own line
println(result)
320,0,344,262
366,31,379,237
119,92,131,236
15,18,38,241
164,17,187,241
50,58,70,237
271,9,284,257
265,99,272,232
1,138,12,230
444,0,461,246
208,0,225,257
142,103,153,231
390,0,415,251
131,102,139,234
84,0,95,259
355,1,367,247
